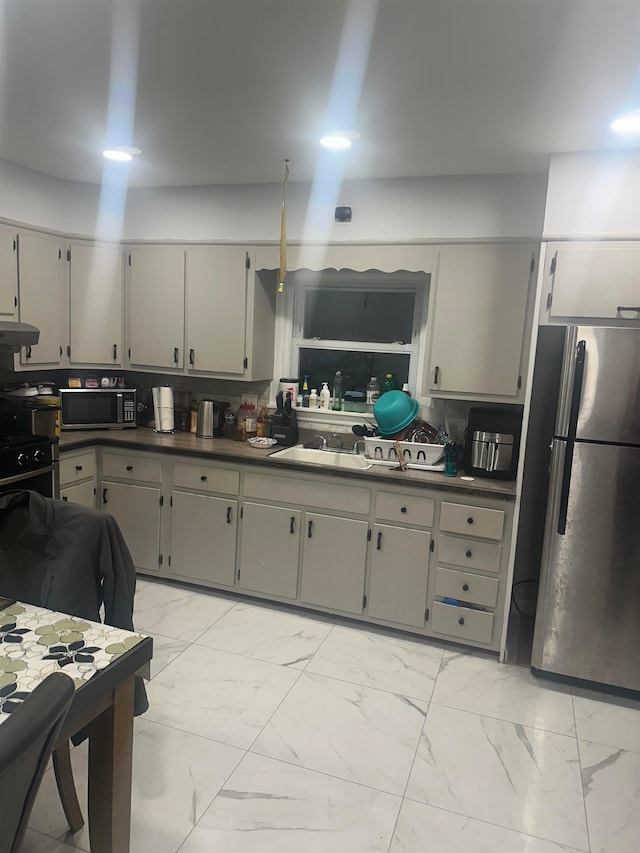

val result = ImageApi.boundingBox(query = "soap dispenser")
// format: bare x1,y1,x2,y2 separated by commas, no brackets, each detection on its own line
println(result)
319,382,331,409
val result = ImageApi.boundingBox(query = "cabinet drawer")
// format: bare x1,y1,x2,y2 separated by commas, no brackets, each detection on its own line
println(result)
438,534,502,574
59,451,95,486
440,502,505,541
173,461,239,495
431,601,494,645
375,491,435,527
244,472,370,515
102,451,161,483
434,567,499,608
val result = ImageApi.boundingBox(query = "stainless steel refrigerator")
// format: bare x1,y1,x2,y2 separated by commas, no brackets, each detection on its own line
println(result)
531,326,640,691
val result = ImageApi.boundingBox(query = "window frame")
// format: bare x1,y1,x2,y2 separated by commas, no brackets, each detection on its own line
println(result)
288,271,428,399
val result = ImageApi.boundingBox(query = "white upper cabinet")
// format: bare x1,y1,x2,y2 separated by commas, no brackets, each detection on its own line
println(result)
542,242,640,323
69,242,123,365
185,246,248,376
186,246,276,380
17,231,68,366
127,246,186,370
423,244,536,400
0,225,18,316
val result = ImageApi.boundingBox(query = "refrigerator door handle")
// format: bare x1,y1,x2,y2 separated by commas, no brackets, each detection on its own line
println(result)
557,440,573,535
567,339,586,442
557,339,586,535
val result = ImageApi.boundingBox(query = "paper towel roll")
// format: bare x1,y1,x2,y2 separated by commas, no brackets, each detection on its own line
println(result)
152,386,174,433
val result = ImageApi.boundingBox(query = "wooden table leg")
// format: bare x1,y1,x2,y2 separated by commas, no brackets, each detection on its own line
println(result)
87,674,136,853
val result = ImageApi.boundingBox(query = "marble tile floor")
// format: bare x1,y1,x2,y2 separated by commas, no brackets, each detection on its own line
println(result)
24,578,640,853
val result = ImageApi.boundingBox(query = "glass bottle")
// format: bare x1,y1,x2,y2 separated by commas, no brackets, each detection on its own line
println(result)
332,370,343,411
256,405,267,437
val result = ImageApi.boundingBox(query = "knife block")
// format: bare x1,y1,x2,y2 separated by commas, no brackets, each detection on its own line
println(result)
271,409,299,446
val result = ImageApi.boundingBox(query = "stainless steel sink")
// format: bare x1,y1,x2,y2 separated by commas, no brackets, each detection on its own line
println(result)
269,445,374,471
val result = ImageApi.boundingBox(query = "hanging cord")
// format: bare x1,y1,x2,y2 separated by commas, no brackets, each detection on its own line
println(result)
278,159,290,294
511,578,539,618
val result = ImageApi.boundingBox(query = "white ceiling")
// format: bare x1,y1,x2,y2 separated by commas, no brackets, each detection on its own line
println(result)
1,0,638,188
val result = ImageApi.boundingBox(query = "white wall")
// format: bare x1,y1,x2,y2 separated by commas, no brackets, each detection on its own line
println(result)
0,158,547,242
544,150,640,239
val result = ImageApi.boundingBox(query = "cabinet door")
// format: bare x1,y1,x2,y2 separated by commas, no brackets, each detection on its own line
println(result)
300,513,368,615
239,502,300,599
425,245,533,398
186,246,247,375
547,243,640,320
128,246,185,370
70,242,123,365
169,491,237,587
17,231,67,366
368,524,431,628
60,480,96,509
101,481,161,574
0,225,18,316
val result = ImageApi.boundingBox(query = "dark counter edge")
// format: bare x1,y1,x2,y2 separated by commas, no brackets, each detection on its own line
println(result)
59,430,517,501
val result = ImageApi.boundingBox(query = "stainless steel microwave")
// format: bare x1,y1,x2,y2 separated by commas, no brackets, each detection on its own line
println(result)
60,388,137,430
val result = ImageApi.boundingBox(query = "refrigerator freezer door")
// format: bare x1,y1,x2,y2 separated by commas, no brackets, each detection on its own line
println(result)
532,439,640,690
555,326,640,445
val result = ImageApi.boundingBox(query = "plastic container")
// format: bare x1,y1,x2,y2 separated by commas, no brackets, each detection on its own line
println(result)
332,371,343,411
235,403,257,440
224,409,235,438
444,441,458,477
319,382,331,409
309,388,318,408
382,373,395,394
373,390,420,436
366,377,380,413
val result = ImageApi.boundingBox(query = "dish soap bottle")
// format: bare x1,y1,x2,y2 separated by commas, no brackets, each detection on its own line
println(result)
302,375,310,408
319,382,331,409
332,370,343,411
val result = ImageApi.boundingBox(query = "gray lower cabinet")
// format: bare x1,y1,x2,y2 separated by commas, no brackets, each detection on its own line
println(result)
300,513,368,615
60,480,96,508
101,480,161,574
238,502,301,599
368,523,432,628
169,491,237,587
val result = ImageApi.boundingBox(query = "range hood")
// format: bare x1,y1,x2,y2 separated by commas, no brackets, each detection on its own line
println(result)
0,320,40,352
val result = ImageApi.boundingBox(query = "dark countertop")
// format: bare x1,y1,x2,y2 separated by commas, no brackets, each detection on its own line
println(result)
58,428,517,501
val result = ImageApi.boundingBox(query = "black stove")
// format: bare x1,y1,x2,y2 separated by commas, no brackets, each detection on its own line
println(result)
0,433,54,477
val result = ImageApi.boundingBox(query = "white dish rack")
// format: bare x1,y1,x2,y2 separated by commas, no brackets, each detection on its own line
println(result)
364,437,446,471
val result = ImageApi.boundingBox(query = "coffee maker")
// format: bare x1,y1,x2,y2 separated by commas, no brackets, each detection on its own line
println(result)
463,405,523,480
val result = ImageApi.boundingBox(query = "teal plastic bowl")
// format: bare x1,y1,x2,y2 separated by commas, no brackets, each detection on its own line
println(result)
373,391,420,436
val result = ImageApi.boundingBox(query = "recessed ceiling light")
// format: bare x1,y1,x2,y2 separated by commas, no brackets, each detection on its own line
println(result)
610,111,640,135
319,130,360,150
102,146,142,162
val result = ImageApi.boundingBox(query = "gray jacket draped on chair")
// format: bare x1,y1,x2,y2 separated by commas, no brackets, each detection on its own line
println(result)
0,489,148,714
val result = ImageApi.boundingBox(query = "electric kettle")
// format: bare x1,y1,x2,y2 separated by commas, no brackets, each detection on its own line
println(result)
196,399,215,438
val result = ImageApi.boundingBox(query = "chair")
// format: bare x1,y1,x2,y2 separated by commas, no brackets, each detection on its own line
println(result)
0,490,147,834
0,672,75,853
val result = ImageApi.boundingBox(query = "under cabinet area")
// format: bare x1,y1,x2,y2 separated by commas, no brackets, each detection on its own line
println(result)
62,442,515,652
